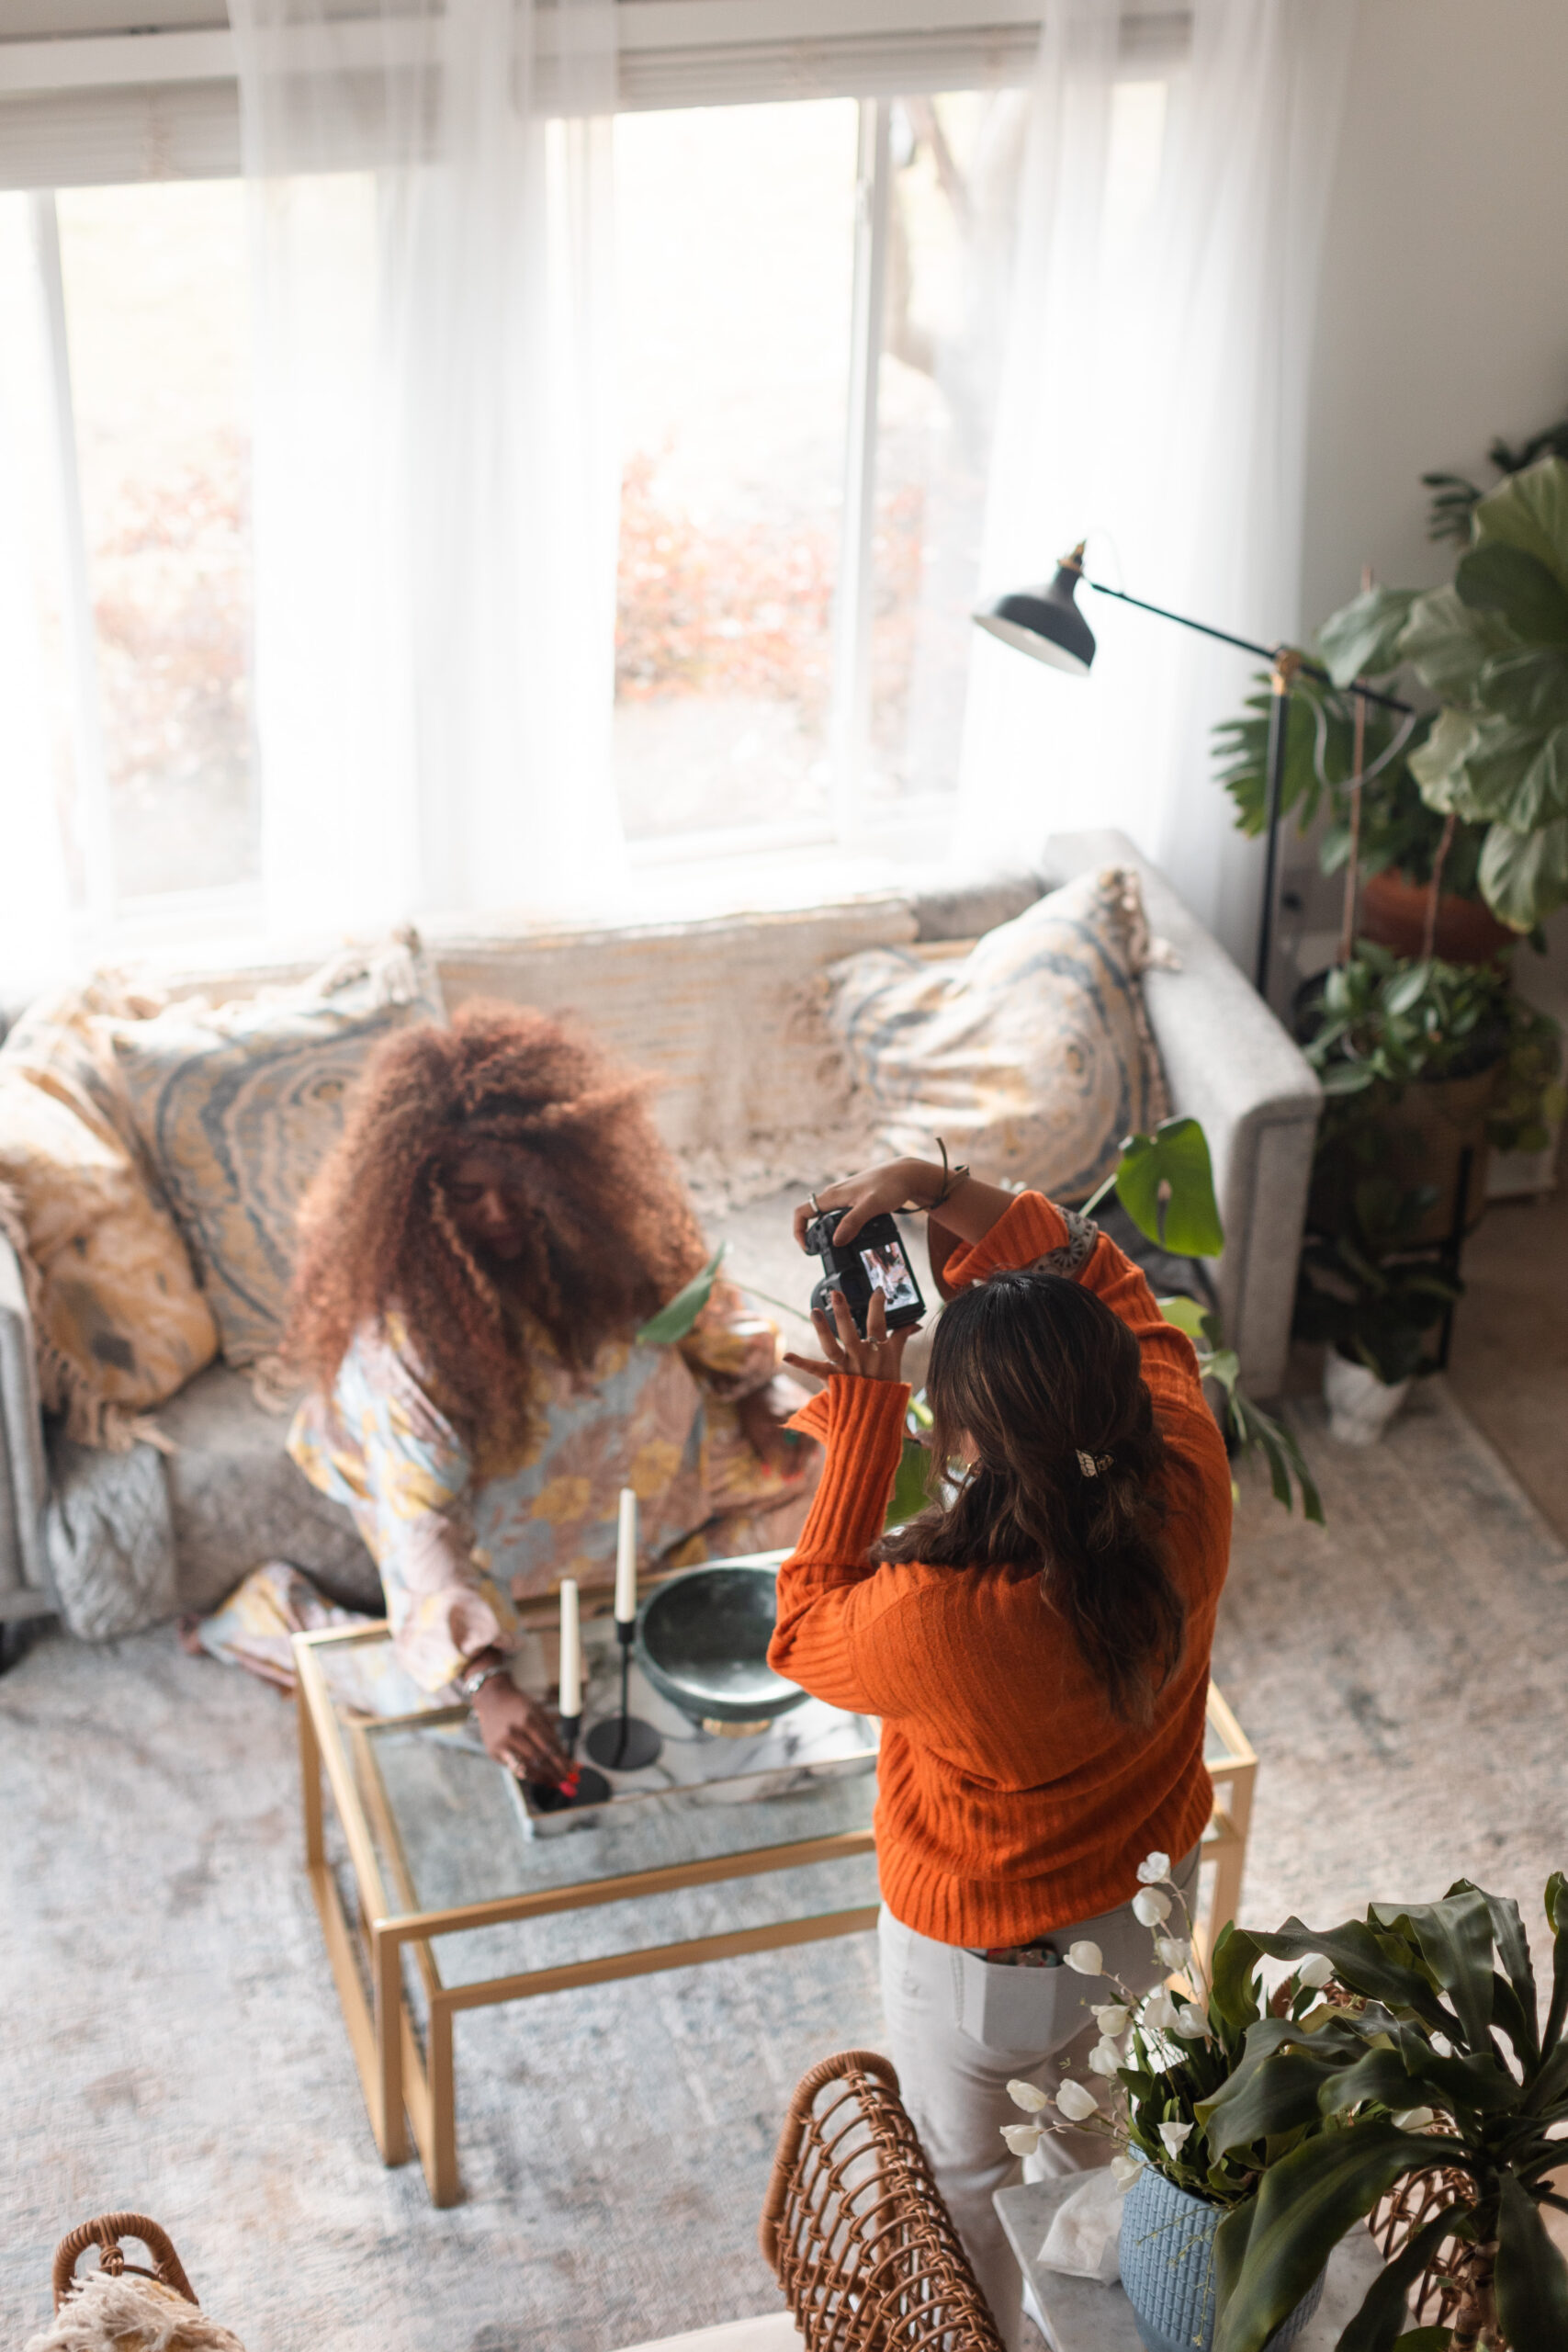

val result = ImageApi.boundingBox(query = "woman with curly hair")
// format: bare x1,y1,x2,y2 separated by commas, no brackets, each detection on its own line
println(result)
285,1001,815,1779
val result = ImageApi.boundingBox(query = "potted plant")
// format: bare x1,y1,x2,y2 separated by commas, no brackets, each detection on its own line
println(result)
1296,946,1562,1250
1002,1855,1335,2352
1213,672,1507,967
1316,455,1568,940
1293,1177,1462,1443
1207,1873,1568,2352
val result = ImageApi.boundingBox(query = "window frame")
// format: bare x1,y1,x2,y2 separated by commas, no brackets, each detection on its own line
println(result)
13,5,1188,919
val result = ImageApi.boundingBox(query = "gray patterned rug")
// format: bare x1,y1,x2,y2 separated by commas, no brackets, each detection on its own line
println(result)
4,1377,1565,2352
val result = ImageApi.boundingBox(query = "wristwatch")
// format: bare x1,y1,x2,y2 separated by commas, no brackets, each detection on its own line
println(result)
457,1656,513,1704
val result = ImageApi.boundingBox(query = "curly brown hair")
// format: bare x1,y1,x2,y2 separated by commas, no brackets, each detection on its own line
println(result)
287,1001,707,1468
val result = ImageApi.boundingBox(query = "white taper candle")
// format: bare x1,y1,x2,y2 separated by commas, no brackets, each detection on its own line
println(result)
615,1487,638,1623
558,1577,581,1719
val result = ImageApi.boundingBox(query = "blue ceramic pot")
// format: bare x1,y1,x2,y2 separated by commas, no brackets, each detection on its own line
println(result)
1119,2162,1325,2352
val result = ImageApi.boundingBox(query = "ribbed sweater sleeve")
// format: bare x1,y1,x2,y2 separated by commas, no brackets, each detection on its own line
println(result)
767,1375,915,1717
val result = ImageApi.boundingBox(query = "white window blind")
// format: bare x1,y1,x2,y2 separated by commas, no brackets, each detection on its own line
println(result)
0,0,1188,187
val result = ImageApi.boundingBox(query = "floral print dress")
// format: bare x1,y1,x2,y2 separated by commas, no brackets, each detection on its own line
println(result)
287,1281,818,1692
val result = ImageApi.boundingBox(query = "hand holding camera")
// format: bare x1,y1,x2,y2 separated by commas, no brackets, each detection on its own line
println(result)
784,1282,919,1388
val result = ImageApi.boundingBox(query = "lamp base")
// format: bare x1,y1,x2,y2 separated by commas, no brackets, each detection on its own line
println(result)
584,1714,663,1771
525,1764,611,1811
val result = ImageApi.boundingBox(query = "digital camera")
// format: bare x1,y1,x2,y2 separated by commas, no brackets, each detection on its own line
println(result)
804,1206,926,1338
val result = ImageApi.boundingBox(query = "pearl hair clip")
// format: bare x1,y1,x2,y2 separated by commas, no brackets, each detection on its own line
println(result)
1076,1450,1113,1478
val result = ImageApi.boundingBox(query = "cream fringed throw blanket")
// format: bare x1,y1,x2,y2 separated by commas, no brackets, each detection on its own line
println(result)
25,2273,246,2352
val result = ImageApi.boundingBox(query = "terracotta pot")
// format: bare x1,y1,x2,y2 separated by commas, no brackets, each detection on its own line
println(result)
1357,868,1516,966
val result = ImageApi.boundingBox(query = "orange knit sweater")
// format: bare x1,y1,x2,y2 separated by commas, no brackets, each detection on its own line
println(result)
768,1193,1232,1947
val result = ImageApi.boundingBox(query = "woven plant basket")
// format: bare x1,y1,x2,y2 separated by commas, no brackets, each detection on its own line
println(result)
761,2050,1006,2350
1369,2162,1507,2350
27,2215,246,2352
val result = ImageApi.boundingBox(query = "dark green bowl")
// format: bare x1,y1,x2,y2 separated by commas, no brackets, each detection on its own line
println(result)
636,1561,807,1727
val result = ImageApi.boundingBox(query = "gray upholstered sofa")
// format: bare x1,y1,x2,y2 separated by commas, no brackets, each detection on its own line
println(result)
0,829,1319,1641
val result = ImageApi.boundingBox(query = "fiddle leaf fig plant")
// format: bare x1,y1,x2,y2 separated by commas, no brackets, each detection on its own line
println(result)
1211,1875,1568,2352
1317,457,1568,933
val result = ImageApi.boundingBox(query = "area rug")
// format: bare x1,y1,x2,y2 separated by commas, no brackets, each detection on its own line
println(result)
4,1377,1566,2352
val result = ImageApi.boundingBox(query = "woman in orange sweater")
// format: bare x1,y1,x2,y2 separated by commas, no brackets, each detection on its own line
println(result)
769,1155,1232,2347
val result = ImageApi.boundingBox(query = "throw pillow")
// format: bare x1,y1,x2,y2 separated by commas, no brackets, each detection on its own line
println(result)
823,866,1168,1202
108,933,446,1366
0,1065,220,1446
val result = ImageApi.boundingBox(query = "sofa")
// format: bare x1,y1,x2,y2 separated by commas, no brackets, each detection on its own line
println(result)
0,828,1320,1641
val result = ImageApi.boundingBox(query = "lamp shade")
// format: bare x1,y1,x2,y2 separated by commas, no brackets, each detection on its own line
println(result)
973,546,1095,676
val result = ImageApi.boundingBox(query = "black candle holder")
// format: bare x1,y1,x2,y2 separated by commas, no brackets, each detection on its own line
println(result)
525,1710,610,1811
584,1619,663,1771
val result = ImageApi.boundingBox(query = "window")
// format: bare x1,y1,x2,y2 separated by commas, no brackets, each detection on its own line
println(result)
1,6,1179,925
613,87,1030,857
0,180,254,917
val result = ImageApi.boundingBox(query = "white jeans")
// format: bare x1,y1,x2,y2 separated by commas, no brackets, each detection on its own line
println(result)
877,1847,1201,2352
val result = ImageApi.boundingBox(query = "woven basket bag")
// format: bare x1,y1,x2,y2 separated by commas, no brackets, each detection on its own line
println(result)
27,2214,246,2352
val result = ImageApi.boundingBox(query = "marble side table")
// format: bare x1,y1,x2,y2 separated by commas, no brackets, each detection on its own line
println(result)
995,2175,1385,2352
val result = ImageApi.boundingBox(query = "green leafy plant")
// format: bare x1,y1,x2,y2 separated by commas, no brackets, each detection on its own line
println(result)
1086,1118,1321,1521
1213,670,1474,899
1315,458,1568,933
1294,1179,1463,1387
635,1244,727,1344
1422,403,1568,545
1159,1295,1322,1524
1003,1854,1337,2209
1209,1875,1568,2352
1300,945,1564,1161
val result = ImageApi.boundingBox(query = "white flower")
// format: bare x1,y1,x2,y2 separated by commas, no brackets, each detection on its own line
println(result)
1295,1954,1334,1988
1393,2107,1435,2132
1111,2152,1144,2189
1054,2079,1100,2122
1066,1940,1105,1976
1142,1989,1180,2033
1157,2120,1194,2159
1089,2039,1123,2077
1134,1888,1172,1927
1155,1936,1190,1970
1177,2003,1211,2039
1137,1853,1171,1884
1001,2121,1044,2156
1092,2003,1130,2037
1007,2078,1049,2114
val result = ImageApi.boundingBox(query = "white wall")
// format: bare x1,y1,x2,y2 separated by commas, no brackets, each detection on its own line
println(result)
1301,0,1568,631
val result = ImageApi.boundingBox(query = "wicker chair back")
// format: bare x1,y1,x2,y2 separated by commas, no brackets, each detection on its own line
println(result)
760,2050,1006,2351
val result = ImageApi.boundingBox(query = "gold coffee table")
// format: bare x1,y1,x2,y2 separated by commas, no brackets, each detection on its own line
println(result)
293,1600,1256,2210
291,1600,882,2206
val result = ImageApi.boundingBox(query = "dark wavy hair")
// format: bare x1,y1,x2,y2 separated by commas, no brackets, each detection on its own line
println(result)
876,1268,1184,1724
287,1002,706,1469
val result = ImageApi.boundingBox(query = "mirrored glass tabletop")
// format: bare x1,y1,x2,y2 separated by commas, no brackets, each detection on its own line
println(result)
312,1622,881,1991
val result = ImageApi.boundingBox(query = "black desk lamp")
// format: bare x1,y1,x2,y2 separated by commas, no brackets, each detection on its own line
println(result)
974,543,1414,996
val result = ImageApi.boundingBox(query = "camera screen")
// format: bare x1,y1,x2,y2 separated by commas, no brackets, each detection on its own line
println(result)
860,1239,919,1313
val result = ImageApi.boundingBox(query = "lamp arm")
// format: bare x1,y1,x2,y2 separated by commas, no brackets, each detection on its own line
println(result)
1082,580,1414,716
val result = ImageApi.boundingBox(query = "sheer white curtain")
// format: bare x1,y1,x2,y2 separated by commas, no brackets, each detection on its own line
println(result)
956,0,1359,969
231,0,623,940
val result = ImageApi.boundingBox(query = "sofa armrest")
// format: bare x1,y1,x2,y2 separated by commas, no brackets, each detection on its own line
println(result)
1043,830,1321,1396
0,1228,51,1613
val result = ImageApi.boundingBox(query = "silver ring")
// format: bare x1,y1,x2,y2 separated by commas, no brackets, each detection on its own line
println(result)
808,1193,821,1214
